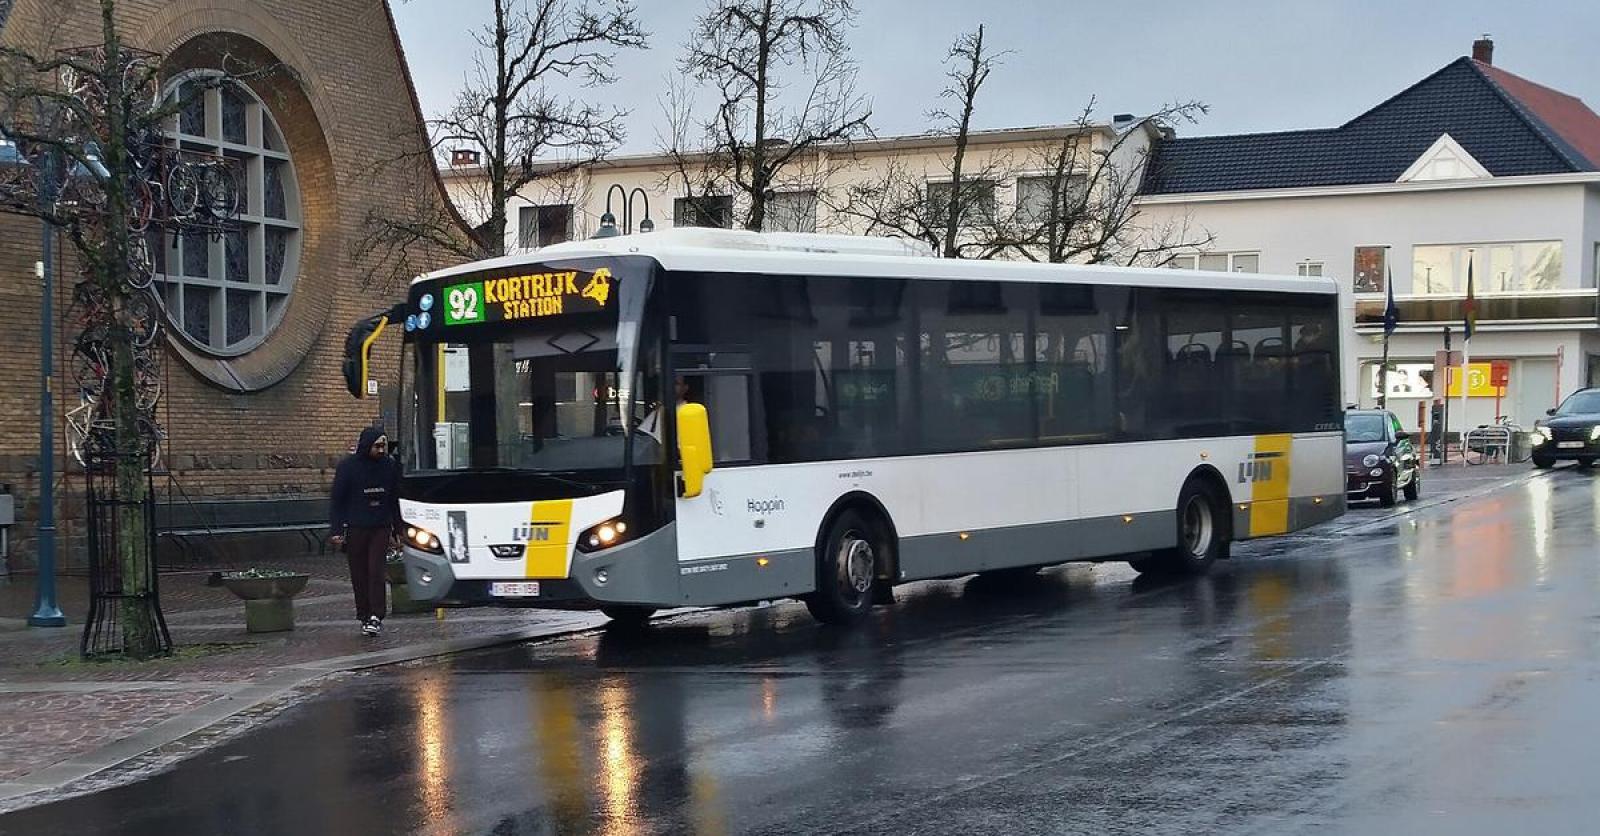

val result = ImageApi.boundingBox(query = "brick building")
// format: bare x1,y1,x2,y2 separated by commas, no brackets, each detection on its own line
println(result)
0,0,459,569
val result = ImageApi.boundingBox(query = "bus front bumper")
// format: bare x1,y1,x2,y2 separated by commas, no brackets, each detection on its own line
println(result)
402,524,681,608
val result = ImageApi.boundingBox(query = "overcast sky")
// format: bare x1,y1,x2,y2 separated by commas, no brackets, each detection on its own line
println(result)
391,0,1600,154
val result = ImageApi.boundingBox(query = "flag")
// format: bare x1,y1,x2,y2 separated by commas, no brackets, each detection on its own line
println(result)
1383,264,1399,337
1463,257,1478,340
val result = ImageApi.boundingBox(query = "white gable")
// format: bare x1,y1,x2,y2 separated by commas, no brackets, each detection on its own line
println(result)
1398,134,1492,182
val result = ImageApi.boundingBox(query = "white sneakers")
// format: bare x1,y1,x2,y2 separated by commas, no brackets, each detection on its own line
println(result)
361,616,382,636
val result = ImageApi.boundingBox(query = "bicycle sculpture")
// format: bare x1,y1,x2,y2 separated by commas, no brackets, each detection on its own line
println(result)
44,46,244,472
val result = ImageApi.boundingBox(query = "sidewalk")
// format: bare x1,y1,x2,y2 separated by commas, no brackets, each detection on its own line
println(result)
0,552,610,810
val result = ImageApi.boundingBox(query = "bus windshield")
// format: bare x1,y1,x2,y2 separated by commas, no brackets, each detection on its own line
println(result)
405,265,660,475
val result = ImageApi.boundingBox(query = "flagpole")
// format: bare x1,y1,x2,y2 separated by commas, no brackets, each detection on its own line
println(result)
1460,338,1472,464
1379,249,1394,410
1460,250,1474,465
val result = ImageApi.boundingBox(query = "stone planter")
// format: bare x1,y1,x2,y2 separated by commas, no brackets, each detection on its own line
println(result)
221,574,310,601
220,573,310,633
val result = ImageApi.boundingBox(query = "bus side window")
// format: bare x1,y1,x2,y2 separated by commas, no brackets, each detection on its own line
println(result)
704,374,753,463
679,371,758,464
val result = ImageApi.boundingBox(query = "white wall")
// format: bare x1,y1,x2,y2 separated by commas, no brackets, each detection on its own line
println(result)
1139,182,1594,292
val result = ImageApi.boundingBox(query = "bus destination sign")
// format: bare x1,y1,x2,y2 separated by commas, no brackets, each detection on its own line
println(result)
442,267,612,326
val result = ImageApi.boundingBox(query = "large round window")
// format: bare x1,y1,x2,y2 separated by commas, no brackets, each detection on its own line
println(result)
154,72,302,355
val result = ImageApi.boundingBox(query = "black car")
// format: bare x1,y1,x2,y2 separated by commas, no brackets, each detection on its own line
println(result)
1532,388,1600,468
1345,409,1421,507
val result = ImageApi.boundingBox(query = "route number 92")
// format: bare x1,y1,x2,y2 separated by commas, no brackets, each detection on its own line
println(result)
443,281,485,326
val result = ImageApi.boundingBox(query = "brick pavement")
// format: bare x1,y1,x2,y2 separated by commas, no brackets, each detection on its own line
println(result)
0,551,610,809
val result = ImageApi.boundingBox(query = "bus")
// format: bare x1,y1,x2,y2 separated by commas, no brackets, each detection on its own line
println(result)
343,228,1345,626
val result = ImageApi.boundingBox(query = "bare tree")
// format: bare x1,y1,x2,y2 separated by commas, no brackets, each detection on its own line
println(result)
360,0,646,278
1000,99,1213,266
0,0,269,657
680,0,871,231
653,76,732,227
825,24,1009,257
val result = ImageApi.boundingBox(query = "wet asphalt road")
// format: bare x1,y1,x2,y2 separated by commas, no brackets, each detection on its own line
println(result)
6,468,1600,835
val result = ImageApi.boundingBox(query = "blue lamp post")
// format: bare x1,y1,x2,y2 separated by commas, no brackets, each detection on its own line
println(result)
1,132,66,627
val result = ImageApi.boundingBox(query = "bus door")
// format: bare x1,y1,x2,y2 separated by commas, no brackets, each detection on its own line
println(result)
671,346,764,466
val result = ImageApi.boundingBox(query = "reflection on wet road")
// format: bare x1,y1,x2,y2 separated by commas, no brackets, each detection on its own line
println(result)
6,470,1600,835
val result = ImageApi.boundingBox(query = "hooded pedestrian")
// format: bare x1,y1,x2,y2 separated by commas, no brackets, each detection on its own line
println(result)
329,426,401,636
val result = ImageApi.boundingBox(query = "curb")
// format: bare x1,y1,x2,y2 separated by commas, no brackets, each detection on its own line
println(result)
0,612,616,810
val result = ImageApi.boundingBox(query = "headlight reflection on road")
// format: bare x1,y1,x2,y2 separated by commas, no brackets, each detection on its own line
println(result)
1527,476,1552,586
416,674,454,827
598,679,641,836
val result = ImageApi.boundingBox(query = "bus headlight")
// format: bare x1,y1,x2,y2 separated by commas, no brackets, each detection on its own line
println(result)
1362,454,1380,468
405,523,444,555
576,518,630,553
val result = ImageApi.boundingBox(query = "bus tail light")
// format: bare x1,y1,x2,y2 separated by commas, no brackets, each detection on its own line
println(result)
577,518,630,553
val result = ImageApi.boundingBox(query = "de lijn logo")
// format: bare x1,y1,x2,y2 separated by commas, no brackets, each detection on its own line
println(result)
511,521,556,542
1237,451,1284,484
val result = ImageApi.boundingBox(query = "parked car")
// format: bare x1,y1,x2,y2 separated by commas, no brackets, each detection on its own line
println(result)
1531,387,1600,469
1345,409,1421,507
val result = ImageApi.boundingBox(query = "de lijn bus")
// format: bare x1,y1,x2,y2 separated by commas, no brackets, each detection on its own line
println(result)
342,228,1345,627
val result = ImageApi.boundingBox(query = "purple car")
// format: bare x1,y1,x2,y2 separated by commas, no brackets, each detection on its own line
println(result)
1345,409,1421,507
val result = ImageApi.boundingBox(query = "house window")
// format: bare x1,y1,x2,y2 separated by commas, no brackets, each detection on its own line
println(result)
926,179,996,226
1168,252,1260,273
517,204,573,249
1015,174,1088,226
1297,262,1324,277
1410,241,1564,294
675,195,733,229
1353,246,1386,294
765,190,817,233
156,72,301,355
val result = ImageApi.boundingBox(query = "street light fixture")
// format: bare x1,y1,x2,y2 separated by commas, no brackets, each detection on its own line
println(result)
592,184,653,239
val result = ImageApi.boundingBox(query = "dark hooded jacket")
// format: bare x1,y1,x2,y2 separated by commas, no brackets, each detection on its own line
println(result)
329,427,402,534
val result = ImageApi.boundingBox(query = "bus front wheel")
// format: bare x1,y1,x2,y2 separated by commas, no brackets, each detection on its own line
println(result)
1129,479,1227,576
805,508,885,626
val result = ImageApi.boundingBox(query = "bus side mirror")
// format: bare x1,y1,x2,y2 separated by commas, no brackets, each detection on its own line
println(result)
676,403,714,498
341,308,400,398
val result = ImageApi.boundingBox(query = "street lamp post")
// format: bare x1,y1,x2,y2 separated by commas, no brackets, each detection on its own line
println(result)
29,149,64,627
2,132,66,626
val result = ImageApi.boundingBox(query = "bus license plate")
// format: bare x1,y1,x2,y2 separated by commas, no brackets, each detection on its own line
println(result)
490,581,540,598
1558,441,1585,449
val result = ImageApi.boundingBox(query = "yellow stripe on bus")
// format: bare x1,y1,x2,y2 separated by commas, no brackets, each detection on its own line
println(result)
1248,434,1293,537
525,498,574,578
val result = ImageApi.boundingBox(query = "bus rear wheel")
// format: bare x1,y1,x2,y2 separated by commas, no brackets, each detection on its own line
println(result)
1129,479,1227,576
600,605,656,628
805,508,884,626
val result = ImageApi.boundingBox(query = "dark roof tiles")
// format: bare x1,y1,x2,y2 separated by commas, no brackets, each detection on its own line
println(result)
1142,57,1599,195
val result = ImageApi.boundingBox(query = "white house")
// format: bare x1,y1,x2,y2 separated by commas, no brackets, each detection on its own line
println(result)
1137,38,1600,432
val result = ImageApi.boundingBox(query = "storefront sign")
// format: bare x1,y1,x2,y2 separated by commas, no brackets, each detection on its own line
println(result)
442,267,612,326
1444,361,1507,398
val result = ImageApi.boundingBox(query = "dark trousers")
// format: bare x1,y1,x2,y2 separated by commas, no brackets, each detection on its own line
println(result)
345,526,390,621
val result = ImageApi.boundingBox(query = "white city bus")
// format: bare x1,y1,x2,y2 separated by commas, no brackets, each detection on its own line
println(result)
345,228,1344,626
